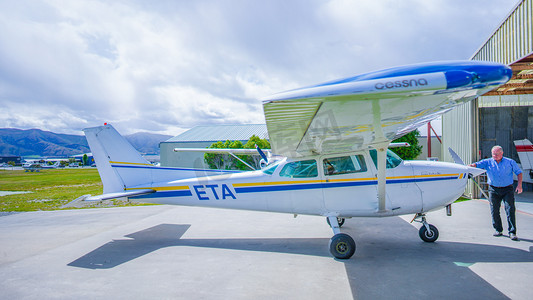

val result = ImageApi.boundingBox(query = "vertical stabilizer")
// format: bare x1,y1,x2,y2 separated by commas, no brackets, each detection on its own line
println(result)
83,124,150,193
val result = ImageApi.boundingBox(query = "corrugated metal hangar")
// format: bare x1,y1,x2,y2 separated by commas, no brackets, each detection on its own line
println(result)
443,0,533,195
161,124,268,168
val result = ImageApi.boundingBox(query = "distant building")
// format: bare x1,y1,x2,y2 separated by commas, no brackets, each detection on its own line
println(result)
160,124,268,168
0,156,21,165
71,153,94,165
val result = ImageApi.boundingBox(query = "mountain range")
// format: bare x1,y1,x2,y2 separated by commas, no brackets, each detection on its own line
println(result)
0,128,172,157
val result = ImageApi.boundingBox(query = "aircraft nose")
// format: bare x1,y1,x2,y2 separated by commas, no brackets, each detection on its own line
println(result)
467,166,485,178
473,64,513,85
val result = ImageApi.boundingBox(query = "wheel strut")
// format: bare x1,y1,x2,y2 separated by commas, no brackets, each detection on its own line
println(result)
412,213,439,243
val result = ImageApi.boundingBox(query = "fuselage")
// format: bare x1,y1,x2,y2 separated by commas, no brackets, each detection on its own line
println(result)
129,149,473,218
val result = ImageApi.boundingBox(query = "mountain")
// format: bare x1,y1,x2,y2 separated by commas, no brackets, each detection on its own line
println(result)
124,132,173,155
0,128,171,157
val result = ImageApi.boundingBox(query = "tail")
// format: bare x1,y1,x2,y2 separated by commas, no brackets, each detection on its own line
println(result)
83,124,153,195
514,139,533,170
83,124,239,201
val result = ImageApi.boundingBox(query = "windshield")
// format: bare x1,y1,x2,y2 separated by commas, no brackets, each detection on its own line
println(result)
369,149,403,169
262,160,281,175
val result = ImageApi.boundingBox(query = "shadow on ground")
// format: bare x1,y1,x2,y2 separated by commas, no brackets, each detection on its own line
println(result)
68,219,533,299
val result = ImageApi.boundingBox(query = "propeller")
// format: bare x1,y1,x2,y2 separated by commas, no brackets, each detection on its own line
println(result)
448,147,489,199
448,147,464,165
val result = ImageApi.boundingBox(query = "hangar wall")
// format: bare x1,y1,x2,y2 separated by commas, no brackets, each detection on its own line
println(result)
442,0,533,197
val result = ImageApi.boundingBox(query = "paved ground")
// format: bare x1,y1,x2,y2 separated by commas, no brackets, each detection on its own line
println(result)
1,200,533,299
515,191,533,215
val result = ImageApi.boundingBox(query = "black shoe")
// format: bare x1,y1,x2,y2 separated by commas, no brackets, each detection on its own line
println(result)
493,231,503,237
510,233,518,241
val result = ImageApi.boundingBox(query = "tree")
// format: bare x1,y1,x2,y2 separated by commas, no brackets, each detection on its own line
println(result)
204,135,270,170
82,154,88,166
242,135,271,169
390,130,423,160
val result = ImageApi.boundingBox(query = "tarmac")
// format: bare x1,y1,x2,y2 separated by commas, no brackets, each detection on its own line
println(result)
1,199,533,299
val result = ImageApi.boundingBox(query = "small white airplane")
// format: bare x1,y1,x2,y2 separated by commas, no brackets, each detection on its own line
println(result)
83,61,511,259
514,138,533,183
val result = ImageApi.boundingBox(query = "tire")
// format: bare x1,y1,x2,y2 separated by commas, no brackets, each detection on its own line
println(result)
329,233,356,259
326,217,345,228
419,224,439,242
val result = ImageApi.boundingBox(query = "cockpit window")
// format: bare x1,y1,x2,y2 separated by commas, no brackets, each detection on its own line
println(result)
323,155,367,176
369,149,403,169
262,162,280,175
279,160,318,178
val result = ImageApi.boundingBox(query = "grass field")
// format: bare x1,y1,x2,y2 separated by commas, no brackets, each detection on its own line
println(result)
0,168,145,212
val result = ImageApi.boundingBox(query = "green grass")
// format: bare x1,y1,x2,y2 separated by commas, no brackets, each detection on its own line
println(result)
455,196,471,203
0,168,148,212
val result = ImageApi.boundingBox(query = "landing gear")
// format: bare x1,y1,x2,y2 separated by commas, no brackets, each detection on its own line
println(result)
329,233,355,259
419,224,439,242
326,216,355,259
412,213,439,243
326,217,345,227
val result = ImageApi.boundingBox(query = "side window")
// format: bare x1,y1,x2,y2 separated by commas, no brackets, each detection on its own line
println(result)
369,149,403,169
323,155,367,176
279,160,318,178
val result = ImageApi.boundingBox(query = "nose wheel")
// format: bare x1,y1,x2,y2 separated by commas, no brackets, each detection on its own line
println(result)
412,213,439,242
326,216,355,259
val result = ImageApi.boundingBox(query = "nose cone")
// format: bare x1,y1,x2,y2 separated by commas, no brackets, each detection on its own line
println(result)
472,62,513,86
467,166,485,178
443,62,512,90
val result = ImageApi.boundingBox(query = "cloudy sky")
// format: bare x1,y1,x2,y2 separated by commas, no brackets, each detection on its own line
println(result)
0,0,521,135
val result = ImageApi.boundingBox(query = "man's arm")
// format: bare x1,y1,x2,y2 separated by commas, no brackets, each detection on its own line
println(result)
516,173,523,194
468,163,477,167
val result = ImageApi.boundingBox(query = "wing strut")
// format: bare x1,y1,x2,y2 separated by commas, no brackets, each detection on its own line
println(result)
375,142,388,212
372,99,389,213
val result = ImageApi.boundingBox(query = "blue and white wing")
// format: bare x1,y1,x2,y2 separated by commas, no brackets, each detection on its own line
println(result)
262,61,512,158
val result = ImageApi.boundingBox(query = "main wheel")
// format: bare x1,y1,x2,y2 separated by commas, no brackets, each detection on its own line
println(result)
419,224,439,242
329,233,356,259
326,217,345,228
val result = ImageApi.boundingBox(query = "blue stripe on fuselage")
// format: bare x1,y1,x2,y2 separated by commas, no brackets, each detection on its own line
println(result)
235,176,460,194
131,190,193,199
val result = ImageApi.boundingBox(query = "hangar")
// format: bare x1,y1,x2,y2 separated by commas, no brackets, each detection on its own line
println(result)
160,124,268,168
443,0,533,196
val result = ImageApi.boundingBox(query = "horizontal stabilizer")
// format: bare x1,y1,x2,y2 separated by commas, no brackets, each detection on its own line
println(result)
85,189,155,201
389,142,410,148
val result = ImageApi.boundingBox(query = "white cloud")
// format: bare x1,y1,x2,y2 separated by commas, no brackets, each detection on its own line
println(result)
0,0,521,135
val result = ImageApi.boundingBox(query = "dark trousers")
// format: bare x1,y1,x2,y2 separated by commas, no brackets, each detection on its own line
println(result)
488,185,516,234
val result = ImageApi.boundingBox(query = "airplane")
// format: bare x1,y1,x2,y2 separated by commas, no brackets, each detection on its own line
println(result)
82,60,511,259
514,138,533,183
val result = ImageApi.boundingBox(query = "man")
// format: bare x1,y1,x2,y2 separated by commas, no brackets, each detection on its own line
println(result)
469,145,522,240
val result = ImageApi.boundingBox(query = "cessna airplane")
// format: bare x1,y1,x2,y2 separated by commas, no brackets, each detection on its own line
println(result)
514,139,533,183
83,61,511,259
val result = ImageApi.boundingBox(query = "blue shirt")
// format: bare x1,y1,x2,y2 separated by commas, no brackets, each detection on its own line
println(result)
475,157,522,187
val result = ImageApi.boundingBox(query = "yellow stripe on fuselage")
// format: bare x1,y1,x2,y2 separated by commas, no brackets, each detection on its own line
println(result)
234,173,461,187
124,173,463,192
233,180,322,187
127,186,189,191
110,161,154,166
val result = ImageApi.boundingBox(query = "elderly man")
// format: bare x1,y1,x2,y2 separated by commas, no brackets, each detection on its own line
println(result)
469,145,523,240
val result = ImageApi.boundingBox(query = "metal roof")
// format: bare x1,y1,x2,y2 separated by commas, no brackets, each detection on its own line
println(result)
164,124,268,142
